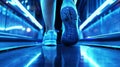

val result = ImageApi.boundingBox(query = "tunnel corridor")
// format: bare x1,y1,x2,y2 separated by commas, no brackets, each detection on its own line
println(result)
0,0,120,67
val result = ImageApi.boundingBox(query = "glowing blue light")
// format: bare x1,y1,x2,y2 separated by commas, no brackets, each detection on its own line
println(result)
21,1,24,4
80,47,99,67
7,0,43,29
87,36,91,38
79,0,116,30
25,52,41,67
5,26,25,31
86,32,120,39
2,7,7,15
6,0,16,5
25,0,28,3
74,0,78,5
0,28,5,30
27,5,30,10
107,0,115,4
26,27,31,32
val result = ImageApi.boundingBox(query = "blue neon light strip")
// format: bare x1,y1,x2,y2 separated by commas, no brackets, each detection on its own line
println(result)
25,52,41,67
0,26,25,31
5,26,25,31
79,0,115,30
7,0,43,29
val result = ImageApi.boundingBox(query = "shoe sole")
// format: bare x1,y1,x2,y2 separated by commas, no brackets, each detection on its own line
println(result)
60,7,79,45
42,40,56,46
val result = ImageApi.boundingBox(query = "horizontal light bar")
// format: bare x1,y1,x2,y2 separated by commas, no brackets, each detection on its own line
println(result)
79,0,115,30
0,27,5,30
7,0,43,29
0,26,25,31
86,31,120,39
5,26,25,31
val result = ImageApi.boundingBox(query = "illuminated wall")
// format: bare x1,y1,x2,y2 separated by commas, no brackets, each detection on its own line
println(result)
0,1,39,40
83,2,120,38
78,0,104,23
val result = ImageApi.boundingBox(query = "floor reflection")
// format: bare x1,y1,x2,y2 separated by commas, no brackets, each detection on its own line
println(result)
60,45,83,67
40,45,83,67
25,44,120,67
80,45,120,67
1,43,120,67
42,46,57,67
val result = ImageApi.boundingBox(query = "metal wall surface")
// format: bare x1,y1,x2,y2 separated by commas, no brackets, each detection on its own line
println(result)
0,1,41,40
83,6,120,38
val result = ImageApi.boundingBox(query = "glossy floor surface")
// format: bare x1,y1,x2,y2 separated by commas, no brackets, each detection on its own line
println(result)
0,42,120,67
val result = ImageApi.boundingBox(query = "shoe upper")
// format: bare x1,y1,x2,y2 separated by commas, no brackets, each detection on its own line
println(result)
42,30,57,45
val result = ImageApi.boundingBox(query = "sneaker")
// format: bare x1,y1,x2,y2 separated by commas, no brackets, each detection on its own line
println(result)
60,4,79,45
42,30,57,45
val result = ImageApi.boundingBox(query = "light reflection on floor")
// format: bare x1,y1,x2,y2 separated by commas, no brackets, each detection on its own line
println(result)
0,42,120,67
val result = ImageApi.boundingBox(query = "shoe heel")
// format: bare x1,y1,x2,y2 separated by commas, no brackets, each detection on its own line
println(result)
60,7,79,45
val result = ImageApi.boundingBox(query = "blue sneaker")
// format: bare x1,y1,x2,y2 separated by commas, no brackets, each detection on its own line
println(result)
60,4,79,45
42,30,57,45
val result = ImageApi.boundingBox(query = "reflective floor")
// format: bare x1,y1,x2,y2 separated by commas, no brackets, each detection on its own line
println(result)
0,42,120,67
